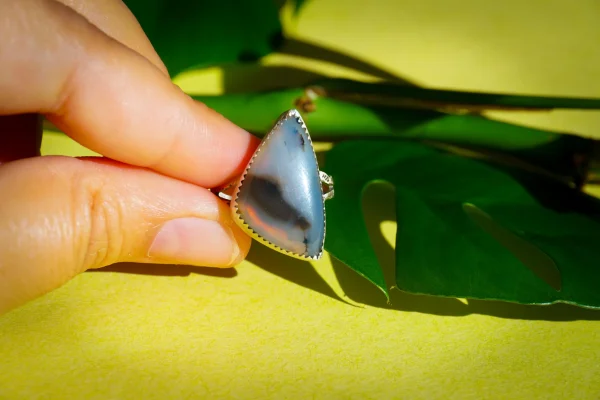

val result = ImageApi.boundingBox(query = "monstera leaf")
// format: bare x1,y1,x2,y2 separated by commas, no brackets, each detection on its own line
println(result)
323,140,600,308
192,81,600,308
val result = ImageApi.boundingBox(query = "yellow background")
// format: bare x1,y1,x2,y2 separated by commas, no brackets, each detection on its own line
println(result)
1,1,600,398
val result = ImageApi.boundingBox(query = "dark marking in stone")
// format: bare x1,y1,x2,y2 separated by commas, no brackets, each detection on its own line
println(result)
292,128,305,148
242,175,311,231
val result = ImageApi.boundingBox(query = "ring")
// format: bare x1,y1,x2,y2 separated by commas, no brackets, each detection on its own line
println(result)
214,109,334,261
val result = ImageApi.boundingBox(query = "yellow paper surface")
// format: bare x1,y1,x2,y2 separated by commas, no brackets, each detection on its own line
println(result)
2,1,600,399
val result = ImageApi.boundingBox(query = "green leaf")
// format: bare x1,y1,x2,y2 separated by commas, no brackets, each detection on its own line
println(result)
191,79,600,308
323,140,600,308
123,0,283,76
193,87,580,147
193,81,597,182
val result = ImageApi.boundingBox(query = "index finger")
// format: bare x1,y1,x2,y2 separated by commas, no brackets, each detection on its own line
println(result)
0,0,259,188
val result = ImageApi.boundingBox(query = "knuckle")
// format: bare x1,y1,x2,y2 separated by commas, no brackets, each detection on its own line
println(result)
73,171,127,270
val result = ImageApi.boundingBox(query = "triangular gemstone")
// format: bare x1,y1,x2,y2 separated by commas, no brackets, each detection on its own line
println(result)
232,110,325,259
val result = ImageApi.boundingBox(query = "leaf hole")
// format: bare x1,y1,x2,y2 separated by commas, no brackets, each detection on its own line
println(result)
462,203,561,291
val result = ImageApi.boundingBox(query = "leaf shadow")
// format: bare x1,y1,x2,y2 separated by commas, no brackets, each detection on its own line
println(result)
221,64,329,94
218,37,418,95
502,165,600,223
279,38,416,85
330,180,600,321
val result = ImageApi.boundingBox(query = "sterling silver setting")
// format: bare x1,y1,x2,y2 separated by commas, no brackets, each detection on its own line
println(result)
217,109,334,261
320,170,335,201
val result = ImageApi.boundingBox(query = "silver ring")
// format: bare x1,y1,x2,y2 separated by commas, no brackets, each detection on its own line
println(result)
215,109,334,260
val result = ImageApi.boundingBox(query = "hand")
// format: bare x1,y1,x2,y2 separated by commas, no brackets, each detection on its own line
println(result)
0,0,258,315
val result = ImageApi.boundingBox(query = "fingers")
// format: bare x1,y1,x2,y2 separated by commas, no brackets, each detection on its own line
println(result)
0,0,167,163
0,0,259,189
54,0,168,74
0,156,251,315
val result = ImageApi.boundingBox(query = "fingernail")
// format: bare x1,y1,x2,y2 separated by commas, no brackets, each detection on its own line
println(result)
148,218,239,267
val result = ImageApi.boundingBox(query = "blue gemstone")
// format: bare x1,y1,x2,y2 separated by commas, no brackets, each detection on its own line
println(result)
235,110,325,259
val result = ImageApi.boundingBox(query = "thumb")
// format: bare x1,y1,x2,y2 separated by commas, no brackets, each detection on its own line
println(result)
0,156,250,315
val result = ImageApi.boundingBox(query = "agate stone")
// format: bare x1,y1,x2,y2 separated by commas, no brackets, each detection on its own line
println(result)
232,110,325,259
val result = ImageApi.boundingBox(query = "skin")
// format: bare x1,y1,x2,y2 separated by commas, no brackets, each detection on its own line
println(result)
0,0,260,315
